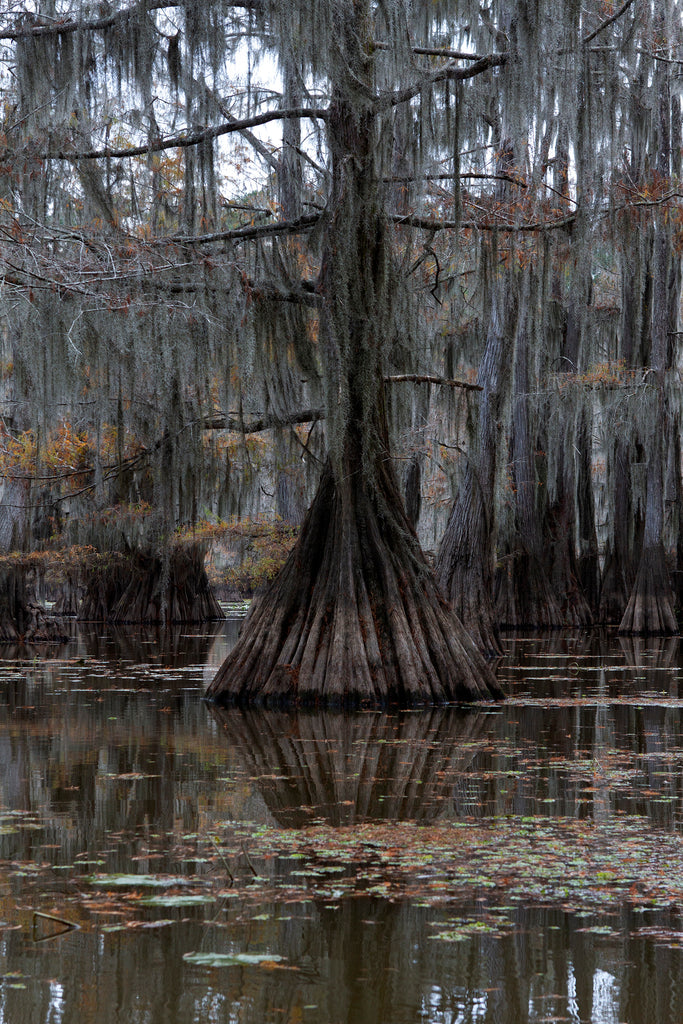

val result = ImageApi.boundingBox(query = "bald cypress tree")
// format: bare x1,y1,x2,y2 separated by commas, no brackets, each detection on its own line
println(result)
208,1,505,705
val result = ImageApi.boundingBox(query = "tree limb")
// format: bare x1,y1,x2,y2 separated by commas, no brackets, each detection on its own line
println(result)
385,172,527,187
46,108,328,162
373,40,487,61
378,52,508,111
391,212,576,233
0,1,261,39
385,373,482,392
169,213,321,244
203,409,324,433
582,0,636,45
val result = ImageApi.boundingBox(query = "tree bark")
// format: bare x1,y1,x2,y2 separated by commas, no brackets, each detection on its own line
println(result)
206,453,500,706
598,246,648,621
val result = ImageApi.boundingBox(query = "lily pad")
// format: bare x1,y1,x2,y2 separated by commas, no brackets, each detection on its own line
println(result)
85,874,195,888
183,951,285,967
139,894,215,907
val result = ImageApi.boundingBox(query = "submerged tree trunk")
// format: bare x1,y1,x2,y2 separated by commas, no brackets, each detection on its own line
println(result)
207,25,501,707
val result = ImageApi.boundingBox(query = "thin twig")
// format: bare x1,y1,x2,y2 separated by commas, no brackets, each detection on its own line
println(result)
32,910,80,942
210,837,234,885
241,842,259,877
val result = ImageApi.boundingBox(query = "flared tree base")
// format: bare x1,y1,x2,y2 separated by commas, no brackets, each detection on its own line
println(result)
438,562,503,659
495,547,564,629
79,544,224,624
618,545,678,635
207,462,503,707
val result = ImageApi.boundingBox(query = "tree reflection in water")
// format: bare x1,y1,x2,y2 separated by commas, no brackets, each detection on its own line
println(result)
209,706,489,826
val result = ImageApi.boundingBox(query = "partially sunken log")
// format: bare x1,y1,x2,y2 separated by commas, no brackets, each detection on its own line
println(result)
79,544,223,624
206,457,502,707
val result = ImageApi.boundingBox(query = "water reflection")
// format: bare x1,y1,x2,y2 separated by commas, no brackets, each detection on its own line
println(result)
209,706,489,825
0,628,683,1021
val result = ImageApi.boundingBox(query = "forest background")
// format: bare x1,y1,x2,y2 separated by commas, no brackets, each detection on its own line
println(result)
0,0,681,704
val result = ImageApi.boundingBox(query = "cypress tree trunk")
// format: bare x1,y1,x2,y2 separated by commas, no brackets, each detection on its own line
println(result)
574,408,601,614
79,544,223,624
207,16,501,707
0,567,68,643
620,49,677,635
495,269,563,628
435,285,510,657
619,231,677,635
544,394,593,627
540,78,594,628
598,259,647,621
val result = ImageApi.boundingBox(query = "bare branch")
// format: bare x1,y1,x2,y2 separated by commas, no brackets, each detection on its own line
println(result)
204,409,324,433
168,213,321,244
385,373,482,392
582,0,636,45
385,172,527,188
378,52,508,111
391,212,576,233
47,109,328,162
374,40,486,61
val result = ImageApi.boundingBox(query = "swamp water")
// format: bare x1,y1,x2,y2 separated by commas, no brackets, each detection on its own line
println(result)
1,624,683,1022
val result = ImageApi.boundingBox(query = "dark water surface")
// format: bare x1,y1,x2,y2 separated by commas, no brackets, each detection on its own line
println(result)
2,624,683,1022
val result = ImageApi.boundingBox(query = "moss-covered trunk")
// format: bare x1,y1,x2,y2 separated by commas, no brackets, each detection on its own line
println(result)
207,18,501,707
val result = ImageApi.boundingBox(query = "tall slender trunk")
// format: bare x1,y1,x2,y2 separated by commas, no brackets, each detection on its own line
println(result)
435,283,511,656
495,269,563,628
619,218,677,633
544,297,594,627
598,260,646,621
620,41,677,634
